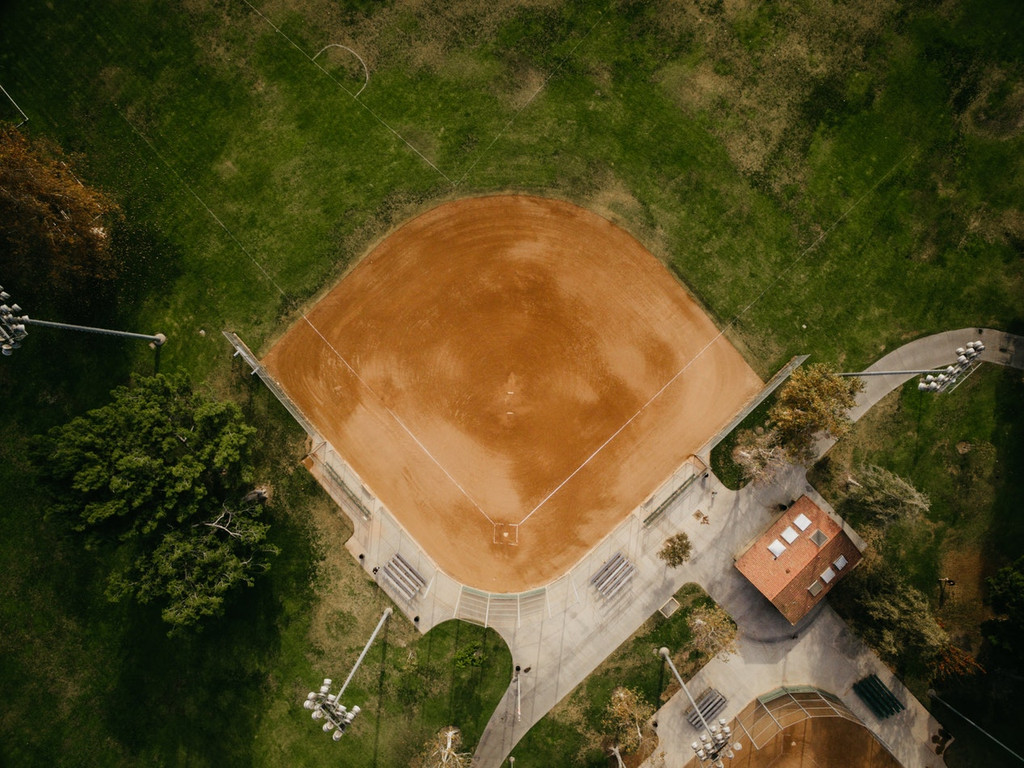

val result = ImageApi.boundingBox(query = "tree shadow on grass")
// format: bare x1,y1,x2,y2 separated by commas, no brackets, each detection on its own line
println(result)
100,502,317,767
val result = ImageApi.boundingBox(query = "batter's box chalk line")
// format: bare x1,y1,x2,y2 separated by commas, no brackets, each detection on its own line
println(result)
493,523,519,546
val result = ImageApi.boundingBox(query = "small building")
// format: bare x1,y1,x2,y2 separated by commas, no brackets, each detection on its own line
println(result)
735,495,862,624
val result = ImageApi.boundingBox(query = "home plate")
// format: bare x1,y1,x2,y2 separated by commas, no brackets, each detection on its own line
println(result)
493,523,519,545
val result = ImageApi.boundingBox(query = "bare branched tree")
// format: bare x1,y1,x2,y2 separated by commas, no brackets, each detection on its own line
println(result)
732,427,789,486
604,686,655,754
688,605,738,661
413,727,473,768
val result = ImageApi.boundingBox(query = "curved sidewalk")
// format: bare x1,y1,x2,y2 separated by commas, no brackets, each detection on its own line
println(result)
818,327,1023,455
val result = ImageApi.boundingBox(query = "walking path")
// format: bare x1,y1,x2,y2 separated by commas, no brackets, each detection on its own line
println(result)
469,327,1023,767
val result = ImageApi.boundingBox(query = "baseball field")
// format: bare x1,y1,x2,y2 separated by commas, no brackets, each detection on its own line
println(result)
264,194,762,590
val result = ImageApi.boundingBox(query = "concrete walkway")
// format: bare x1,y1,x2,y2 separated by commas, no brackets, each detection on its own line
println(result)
471,327,1023,767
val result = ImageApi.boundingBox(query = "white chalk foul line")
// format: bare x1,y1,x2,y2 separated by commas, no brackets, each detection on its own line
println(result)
116,108,495,526
516,150,914,528
238,0,453,185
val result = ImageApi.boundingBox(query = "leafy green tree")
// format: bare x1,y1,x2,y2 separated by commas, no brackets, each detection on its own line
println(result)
832,557,947,670
35,373,277,634
658,532,693,567
847,464,930,528
768,363,863,460
985,556,1024,666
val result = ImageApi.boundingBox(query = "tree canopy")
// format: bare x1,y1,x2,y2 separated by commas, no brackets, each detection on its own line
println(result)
35,373,277,633
768,363,863,460
0,124,122,316
603,686,654,754
832,557,947,672
846,464,930,528
658,532,693,568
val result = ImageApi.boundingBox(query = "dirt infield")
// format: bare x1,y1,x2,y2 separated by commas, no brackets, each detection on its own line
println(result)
695,717,902,768
263,196,762,591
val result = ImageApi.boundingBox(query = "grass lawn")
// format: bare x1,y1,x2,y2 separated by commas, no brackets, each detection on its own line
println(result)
1,0,1023,764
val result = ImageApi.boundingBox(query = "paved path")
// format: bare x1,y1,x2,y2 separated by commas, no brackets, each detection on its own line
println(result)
818,327,1023,455
471,327,1023,767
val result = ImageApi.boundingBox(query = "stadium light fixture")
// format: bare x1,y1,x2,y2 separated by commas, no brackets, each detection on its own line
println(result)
659,648,742,767
304,607,392,741
0,285,166,356
835,339,986,394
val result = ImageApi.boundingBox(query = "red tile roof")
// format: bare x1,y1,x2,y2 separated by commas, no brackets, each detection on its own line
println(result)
735,495,862,624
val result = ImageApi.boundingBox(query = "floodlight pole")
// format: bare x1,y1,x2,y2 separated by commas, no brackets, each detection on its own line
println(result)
659,647,739,766
337,607,392,700
1,286,165,357
836,340,985,394
17,317,166,346
304,607,392,741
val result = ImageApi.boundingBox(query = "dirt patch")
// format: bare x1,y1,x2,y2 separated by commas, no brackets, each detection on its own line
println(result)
963,66,1024,141
264,195,762,591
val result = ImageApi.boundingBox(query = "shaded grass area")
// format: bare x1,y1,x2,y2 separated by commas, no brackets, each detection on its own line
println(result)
513,583,714,766
809,366,1024,767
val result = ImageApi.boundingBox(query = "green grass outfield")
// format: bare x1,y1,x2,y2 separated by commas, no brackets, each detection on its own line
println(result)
1,0,1023,765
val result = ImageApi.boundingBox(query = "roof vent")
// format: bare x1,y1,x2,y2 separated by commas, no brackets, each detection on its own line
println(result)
810,529,828,547
821,567,836,584
794,513,812,531
833,555,848,570
808,580,823,596
768,539,787,558
781,526,799,544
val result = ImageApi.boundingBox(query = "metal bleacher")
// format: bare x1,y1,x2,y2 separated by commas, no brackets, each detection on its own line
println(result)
590,553,636,601
686,688,728,729
853,674,905,719
379,552,427,603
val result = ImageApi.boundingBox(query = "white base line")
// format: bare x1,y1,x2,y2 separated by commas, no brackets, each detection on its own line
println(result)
516,150,914,528
116,108,495,527
0,83,29,127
